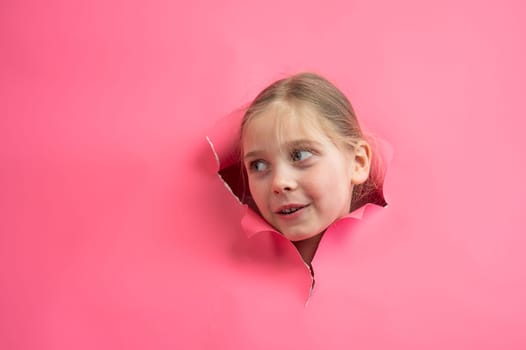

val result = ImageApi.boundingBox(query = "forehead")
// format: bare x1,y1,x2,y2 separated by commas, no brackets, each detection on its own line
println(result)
242,102,331,152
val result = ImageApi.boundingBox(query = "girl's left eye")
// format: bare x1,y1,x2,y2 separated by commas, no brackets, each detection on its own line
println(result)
291,150,313,162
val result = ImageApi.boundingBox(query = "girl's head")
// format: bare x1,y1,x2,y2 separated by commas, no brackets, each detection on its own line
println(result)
240,72,384,242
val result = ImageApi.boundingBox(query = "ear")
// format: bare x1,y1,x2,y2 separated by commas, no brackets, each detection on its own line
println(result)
350,141,372,185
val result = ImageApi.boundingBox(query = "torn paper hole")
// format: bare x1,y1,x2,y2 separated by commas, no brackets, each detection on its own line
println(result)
205,107,261,211
206,135,243,205
206,109,392,216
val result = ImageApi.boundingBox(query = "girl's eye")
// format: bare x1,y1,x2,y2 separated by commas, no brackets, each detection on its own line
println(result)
249,160,268,173
291,150,313,162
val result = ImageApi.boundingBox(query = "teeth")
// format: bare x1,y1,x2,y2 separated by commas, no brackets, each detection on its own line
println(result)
280,207,300,214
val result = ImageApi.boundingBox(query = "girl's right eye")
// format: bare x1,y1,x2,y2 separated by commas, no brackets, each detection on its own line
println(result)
249,160,268,173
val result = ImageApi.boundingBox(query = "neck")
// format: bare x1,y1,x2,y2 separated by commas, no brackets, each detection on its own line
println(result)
292,233,324,266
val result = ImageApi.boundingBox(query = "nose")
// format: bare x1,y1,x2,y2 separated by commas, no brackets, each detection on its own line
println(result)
271,165,298,194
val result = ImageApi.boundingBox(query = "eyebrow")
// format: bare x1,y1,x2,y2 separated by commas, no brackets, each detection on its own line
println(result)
243,139,322,160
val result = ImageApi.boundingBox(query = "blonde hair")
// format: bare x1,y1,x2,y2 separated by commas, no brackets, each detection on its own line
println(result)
239,72,386,212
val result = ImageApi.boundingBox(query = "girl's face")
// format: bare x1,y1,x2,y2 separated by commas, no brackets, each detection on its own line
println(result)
242,102,368,242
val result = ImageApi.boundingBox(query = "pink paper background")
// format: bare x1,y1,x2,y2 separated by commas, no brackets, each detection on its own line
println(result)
1,0,525,349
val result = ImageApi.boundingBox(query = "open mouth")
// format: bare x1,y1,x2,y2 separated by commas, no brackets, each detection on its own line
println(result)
276,204,308,215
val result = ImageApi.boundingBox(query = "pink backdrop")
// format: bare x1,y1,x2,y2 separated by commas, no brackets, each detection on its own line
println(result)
1,0,525,349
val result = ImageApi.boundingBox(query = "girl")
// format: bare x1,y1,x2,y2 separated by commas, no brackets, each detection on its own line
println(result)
239,72,386,265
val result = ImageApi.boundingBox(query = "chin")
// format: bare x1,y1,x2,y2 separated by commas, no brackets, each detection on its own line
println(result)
282,230,321,242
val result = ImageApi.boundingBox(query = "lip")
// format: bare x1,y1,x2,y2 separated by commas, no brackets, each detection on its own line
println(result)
274,203,310,218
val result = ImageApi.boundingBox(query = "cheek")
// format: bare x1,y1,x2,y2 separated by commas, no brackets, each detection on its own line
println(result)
306,167,351,200
248,178,268,206
301,180,323,198
302,167,330,193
